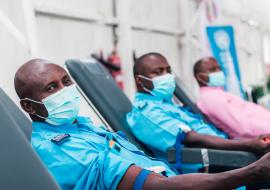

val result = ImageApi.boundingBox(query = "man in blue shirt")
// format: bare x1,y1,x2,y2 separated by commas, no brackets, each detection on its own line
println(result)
14,58,270,190
127,52,270,158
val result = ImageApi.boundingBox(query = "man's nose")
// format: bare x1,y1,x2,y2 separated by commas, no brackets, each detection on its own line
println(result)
58,83,66,90
162,70,169,75
214,68,221,72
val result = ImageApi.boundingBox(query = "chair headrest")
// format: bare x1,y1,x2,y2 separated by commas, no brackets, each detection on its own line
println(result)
66,59,153,155
0,88,32,141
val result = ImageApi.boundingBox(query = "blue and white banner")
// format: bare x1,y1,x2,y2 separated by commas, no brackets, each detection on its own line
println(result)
206,26,245,98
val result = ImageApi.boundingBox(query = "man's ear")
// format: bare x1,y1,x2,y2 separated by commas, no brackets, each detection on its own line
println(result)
20,99,36,115
196,73,208,86
135,75,142,86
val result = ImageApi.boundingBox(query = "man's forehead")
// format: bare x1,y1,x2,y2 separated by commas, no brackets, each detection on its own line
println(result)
143,56,169,70
31,63,63,76
41,63,66,73
202,58,218,68
28,63,67,86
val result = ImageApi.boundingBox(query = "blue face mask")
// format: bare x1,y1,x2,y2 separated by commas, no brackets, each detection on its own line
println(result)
22,85,80,126
208,71,226,87
138,74,176,100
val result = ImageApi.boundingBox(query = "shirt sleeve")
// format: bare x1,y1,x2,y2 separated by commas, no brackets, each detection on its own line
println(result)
197,89,243,137
197,89,226,118
33,141,87,190
127,104,189,153
33,138,133,190
74,151,133,190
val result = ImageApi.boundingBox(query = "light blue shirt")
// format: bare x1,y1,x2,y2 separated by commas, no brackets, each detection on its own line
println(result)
126,93,227,154
31,116,177,190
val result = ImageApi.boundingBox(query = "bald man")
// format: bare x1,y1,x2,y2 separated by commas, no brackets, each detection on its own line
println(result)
14,58,270,190
194,57,270,139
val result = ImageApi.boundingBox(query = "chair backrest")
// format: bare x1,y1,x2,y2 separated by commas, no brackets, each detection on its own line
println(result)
65,59,153,155
174,78,212,124
0,88,60,190
65,60,259,168
0,89,32,140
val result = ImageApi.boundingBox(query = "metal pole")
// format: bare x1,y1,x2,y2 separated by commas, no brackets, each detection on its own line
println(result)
261,32,269,94
22,0,39,57
115,0,135,99
179,0,192,81
0,10,28,51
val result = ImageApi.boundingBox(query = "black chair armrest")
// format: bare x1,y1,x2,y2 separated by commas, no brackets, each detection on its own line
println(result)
168,147,258,168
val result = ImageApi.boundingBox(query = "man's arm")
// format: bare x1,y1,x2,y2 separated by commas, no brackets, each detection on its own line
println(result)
183,131,270,155
118,152,270,190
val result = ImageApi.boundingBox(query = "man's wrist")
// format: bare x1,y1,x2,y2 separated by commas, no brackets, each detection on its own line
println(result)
246,138,266,156
241,139,256,153
246,162,261,181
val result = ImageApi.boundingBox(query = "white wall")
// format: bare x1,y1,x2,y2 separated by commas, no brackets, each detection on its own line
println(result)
221,0,268,88
34,0,114,64
1,0,270,123
0,0,31,102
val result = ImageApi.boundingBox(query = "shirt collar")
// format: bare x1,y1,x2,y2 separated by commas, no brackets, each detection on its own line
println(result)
32,116,91,133
135,92,172,103
200,86,224,91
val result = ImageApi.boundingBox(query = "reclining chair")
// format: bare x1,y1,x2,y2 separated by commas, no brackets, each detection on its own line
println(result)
174,78,212,124
0,88,60,190
65,59,258,170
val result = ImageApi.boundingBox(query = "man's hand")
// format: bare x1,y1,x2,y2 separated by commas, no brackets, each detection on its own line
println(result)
250,152,270,181
184,131,270,156
248,134,270,156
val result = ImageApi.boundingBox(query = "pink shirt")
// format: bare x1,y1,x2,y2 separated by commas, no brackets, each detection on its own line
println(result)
197,87,270,139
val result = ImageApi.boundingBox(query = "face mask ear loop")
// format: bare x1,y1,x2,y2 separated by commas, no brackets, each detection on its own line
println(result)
20,98,47,119
137,75,152,81
197,72,209,86
137,75,153,94
35,113,47,120
21,97,44,104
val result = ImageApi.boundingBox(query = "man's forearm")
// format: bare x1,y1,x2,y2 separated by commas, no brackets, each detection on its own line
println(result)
119,153,270,190
183,131,251,151
144,163,259,190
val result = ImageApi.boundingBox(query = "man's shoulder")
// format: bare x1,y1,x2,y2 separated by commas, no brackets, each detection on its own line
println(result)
31,126,59,148
200,87,227,100
31,121,72,148
76,116,93,124
133,93,165,110
133,99,168,117
133,99,149,110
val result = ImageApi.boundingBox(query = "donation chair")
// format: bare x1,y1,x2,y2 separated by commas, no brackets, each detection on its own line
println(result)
0,88,60,190
65,59,258,169
174,78,212,124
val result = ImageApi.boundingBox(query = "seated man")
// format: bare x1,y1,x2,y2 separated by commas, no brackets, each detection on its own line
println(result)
15,58,270,190
194,57,270,139
126,52,270,158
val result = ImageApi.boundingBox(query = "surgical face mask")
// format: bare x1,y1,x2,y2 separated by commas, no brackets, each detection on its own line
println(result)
207,71,226,87
22,84,80,126
138,74,176,100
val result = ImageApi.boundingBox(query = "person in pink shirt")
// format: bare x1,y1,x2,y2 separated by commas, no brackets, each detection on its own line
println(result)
194,57,270,139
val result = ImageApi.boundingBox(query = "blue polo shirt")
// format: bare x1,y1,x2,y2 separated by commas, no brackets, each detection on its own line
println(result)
126,93,227,155
31,116,177,190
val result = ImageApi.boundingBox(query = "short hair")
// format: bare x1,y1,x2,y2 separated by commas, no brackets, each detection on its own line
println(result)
193,59,204,77
14,58,52,98
193,57,216,77
133,52,166,77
